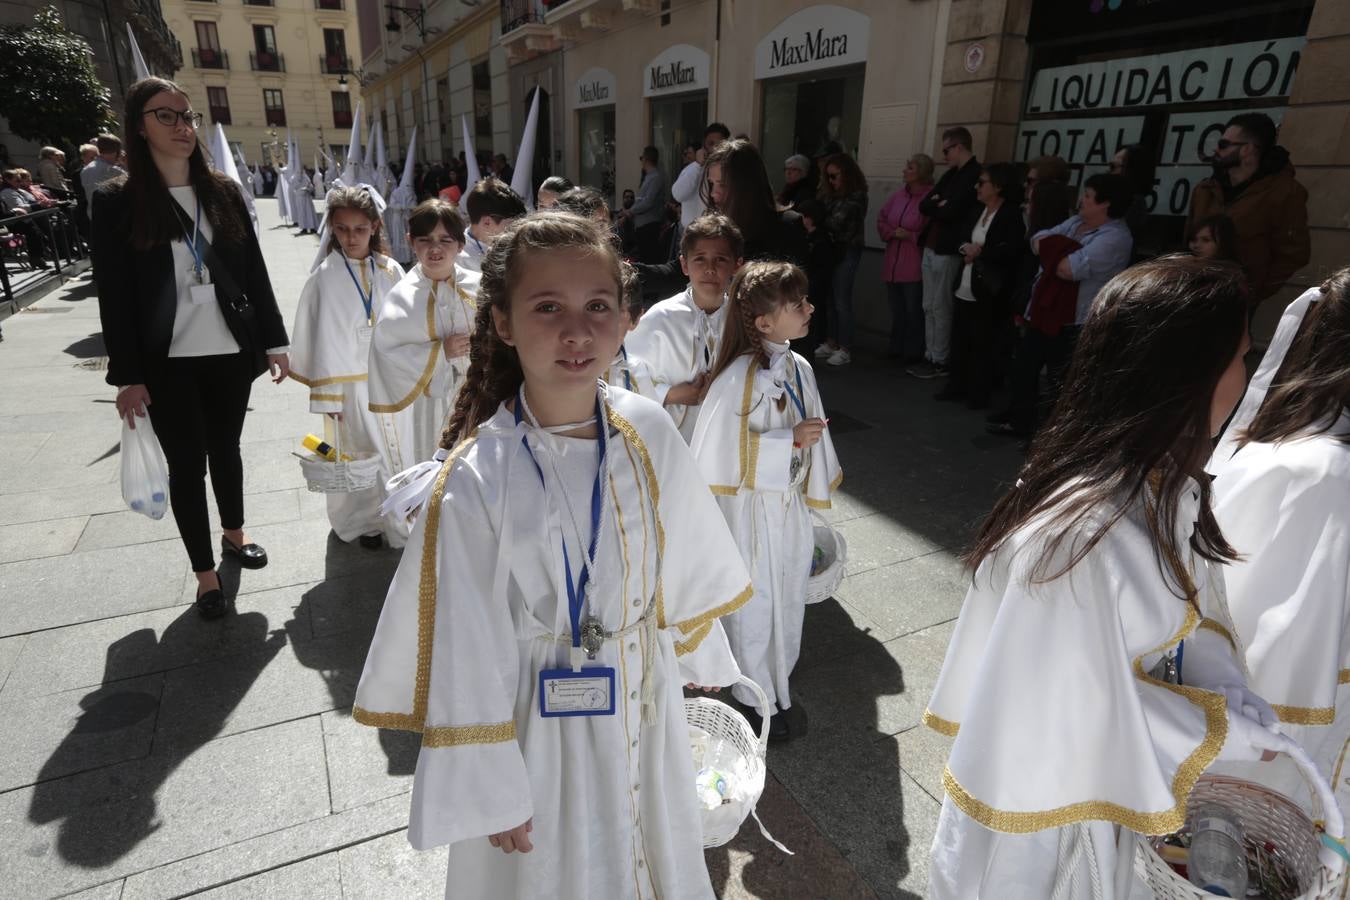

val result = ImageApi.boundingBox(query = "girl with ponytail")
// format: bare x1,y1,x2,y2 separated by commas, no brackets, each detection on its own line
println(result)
354,211,756,899
690,260,843,741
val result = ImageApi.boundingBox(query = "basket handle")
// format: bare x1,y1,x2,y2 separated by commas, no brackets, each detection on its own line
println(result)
809,509,847,566
1270,733,1347,872
735,675,773,753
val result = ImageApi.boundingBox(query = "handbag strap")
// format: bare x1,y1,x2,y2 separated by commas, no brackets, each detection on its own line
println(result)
171,198,248,309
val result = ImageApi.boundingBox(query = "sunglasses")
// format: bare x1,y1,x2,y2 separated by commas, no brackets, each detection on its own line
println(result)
826,172,841,180
144,107,203,128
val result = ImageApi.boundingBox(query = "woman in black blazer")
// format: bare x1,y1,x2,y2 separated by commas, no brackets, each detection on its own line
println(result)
91,77,290,619
936,162,1026,409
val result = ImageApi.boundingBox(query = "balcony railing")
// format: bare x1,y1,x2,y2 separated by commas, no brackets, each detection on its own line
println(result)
264,108,286,127
209,105,232,125
244,0,273,5
315,0,345,8
250,50,285,72
319,54,351,74
501,0,547,33
333,110,353,128
191,47,228,69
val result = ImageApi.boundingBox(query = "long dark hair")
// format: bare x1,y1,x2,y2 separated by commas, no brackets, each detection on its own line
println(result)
817,152,867,199
710,261,809,413
439,211,624,449
323,186,390,257
968,255,1248,591
700,139,782,250
1241,268,1350,447
119,77,247,250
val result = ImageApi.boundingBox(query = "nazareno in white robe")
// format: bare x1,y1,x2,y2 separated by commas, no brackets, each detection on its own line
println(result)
291,171,319,231
923,481,1262,899
289,250,410,545
1207,286,1350,814
689,350,842,716
624,288,727,443
367,263,481,464
352,386,753,900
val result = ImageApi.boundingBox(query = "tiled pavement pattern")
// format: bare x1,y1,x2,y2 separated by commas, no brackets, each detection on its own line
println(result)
0,199,1022,899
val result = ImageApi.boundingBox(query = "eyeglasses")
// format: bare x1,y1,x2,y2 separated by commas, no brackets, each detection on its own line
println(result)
942,143,958,155
1215,139,1248,151
144,107,203,128
826,171,841,181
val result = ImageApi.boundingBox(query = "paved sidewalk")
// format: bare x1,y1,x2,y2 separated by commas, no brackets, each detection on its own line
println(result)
0,199,1021,899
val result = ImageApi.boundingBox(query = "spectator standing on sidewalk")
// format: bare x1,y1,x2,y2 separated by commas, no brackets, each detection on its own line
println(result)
876,153,934,364
617,145,668,263
91,77,290,621
911,127,981,380
778,154,815,211
36,147,68,191
1187,112,1309,307
814,152,869,367
81,134,125,220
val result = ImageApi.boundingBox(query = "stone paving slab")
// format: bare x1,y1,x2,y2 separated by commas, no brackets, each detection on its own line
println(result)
0,515,88,564
320,712,418,814
187,854,342,900
833,550,969,642
336,831,448,899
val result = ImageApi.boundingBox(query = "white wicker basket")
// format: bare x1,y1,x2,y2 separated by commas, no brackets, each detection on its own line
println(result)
1136,738,1347,900
684,676,771,849
298,427,382,494
806,511,847,604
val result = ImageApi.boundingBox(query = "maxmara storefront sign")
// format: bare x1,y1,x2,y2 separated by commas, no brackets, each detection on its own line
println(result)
575,67,616,109
755,5,870,80
643,44,710,98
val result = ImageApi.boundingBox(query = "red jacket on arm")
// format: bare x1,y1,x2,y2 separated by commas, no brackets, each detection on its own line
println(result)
1026,234,1083,338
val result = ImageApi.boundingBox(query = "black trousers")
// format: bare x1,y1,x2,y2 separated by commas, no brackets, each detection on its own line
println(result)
145,352,254,573
1007,325,1081,435
635,221,664,265
946,292,999,405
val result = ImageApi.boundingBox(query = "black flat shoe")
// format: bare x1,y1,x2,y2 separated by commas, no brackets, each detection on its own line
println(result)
359,533,383,550
221,535,268,569
195,586,227,619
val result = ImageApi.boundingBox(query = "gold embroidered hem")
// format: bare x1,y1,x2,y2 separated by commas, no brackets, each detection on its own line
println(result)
923,709,960,736
352,705,421,732
289,371,368,388
674,621,713,656
671,583,754,639
310,392,344,404
369,292,442,413
423,721,516,747
1197,617,1237,651
1339,669,1350,685
1271,703,1336,726
708,485,739,496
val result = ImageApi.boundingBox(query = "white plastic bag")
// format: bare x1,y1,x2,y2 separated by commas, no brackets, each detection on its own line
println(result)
120,417,169,520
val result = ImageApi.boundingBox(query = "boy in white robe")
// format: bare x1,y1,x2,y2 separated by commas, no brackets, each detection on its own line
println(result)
601,261,656,398
455,177,525,274
354,212,753,900
924,256,1291,898
289,187,409,548
368,199,481,464
1209,281,1350,814
626,214,744,442
691,262,841,740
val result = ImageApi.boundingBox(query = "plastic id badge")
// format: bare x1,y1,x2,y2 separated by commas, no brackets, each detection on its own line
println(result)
355,323,374,353
538,667,616,717
189,283,217,306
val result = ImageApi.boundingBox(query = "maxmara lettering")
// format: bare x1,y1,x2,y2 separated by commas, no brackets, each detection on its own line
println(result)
769,28,849,71
650,61,697,91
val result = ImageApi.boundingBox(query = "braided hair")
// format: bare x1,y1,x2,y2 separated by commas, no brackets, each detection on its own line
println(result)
440,210,625,449
710,261,809,412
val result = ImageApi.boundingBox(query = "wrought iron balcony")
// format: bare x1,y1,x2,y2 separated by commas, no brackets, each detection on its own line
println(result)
264,108,286,127
191,47,228,69
501,0,546,33
250,50,285,72
319,54,352,74
499,0,555,64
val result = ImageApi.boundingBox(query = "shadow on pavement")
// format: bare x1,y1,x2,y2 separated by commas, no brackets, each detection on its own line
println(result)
63,332,105,358
27,606,285,867
288,531,418,777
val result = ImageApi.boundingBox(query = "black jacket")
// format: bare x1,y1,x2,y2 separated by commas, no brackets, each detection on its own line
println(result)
961,202,1027,302
919,157,982,255
91,181,289,386
633,209,809,298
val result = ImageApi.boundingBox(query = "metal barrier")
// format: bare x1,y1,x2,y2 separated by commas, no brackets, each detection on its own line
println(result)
0,205,88,306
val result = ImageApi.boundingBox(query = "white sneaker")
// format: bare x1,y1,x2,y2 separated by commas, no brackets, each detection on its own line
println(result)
826,348,851,366
813,343,835,359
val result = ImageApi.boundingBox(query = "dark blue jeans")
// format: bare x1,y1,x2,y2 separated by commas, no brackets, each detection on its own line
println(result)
828,245,862,347
886,281,924,360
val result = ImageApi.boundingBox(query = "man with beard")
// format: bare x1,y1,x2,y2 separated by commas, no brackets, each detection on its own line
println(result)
1187,112,1309,307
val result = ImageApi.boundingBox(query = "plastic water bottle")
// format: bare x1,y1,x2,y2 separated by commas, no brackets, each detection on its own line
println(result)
1187,804,1248,897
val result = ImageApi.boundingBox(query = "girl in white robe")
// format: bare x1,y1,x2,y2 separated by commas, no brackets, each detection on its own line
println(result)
289,187,409,548
368,199,480,464
925,256,1289,899
1209,277,1350,815
690,262,841,739
353,211,753,900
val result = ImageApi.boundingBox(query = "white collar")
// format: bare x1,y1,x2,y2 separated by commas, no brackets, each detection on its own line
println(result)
755,340,793,401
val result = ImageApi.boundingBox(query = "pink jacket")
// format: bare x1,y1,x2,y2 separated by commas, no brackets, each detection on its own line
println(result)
876,183,932,283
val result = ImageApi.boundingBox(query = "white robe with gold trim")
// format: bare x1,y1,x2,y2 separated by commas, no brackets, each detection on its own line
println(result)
624,288,725,442
289,250,410,545
367,263,481,463
689,352,842,715
352,388,751,899
1210,411,1350,814
924,485,1258,898
601,346,656,399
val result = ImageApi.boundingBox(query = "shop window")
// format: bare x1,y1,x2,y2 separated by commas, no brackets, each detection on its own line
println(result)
760,66,864,194
579,106,616,205
650,92,707,188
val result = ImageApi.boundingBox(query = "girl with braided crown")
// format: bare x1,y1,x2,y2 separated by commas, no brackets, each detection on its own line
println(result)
690,261,843,741
353,210,753,899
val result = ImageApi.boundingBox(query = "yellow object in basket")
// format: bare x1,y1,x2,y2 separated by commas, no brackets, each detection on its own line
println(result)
302,434,352,462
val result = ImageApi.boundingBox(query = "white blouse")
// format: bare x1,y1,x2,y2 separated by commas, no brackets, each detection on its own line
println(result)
167,185,241,358
954,209,994,303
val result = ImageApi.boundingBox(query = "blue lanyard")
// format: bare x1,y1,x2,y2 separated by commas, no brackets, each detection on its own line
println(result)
175,200,205,278
342,255,374,322
619,345,632,391
783,361,806,419
514,390,606,650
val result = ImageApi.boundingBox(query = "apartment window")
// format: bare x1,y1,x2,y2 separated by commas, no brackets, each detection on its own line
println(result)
263,89,286,127
472,59,492,148
207,86,231,125
332,92,352,129
251,24,282,71
322,29,348,73
193,21,225,69
244,0,272,6
315,0,344,9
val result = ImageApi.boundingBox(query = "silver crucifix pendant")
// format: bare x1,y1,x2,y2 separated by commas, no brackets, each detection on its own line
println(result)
579,616,606,660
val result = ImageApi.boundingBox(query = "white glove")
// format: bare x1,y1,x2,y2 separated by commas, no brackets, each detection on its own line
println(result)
1219,707,1290,762
1215,683,1279,728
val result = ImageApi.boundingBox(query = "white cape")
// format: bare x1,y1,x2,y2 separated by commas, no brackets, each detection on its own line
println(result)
353,388,752,899
624,288,726,442
456,232,487,274
368,263,481,463
690,351,841,714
